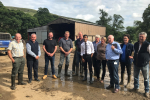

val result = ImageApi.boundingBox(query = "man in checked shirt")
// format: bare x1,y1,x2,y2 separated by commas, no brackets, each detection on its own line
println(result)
7,33,26,90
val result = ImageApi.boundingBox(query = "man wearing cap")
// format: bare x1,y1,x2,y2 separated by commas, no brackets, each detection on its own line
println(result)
7,33,26,90
92,35,101,77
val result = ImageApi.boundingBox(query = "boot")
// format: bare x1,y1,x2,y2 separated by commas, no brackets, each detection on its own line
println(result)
126,75,131,88
57,65,62,78
65,64,70,76
10,76,16,90
18,73,26,85
82,70,87,81
119,73,124,85
89,72,93,84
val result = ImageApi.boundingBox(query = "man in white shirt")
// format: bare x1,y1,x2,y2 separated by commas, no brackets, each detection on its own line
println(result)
81,35,94,84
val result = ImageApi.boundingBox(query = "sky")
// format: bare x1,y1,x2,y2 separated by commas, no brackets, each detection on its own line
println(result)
1,0,150,28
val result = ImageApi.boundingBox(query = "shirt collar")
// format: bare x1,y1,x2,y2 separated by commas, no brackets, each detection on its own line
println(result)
14,39,22,43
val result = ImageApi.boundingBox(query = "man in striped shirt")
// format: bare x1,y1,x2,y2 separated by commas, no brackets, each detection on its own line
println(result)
7,33,26,90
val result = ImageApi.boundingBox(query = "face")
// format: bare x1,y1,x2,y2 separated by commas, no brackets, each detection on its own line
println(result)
78,32,83,39
123,36,129,44
95,37,100,42
65,32,69,38
83,36,88,42
139,34,146,43
76,36,79,39
15,34,22,42
31,34,36,42
101,38,105,44
48,32,53,39
108,35,114,44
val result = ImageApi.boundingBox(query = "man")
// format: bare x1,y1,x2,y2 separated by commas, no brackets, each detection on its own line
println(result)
72,35,79,74
92,35,101,77
130,32,150,98
119,34,134,87
57,31,73,78
81,35,94,84
75,32,84,76
42,32,57,79
105,35,123,93
26,33,41,83
7,33,26,90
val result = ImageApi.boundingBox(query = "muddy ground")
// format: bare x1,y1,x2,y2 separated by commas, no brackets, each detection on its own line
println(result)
0,44,149,100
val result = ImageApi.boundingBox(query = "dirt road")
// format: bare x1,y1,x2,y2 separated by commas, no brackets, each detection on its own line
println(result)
0,45,149,100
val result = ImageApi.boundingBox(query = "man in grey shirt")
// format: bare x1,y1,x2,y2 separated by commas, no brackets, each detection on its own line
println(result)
57,31,73,78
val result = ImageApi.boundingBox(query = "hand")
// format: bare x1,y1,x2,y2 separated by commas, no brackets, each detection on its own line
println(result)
65,52,69,56
91,54,93,58
12,59,15,63
49,53,54,57
47,52,51,56
111,45,115,50
35,56,39,60
129,56,133,59
82,59,85,63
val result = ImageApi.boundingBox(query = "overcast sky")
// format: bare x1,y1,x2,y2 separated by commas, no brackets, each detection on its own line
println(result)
1,0,150,27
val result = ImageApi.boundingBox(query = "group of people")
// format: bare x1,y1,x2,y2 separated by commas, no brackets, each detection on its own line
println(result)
7,31,150,98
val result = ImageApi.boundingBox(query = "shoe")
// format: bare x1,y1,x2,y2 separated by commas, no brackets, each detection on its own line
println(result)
28,80,32,83
145,92,149,98
89,72,93,84
35,79,40,82
43,75,47,79
130,88,139,92
10,76,16,90
119,73,124,85
18,73,26,85
106,85,114,89
57,65,62,78
113,89,119,93
52,75,57,79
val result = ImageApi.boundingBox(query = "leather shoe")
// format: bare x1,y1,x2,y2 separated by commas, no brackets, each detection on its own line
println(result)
106,85,114,89
35,79,40,82
113,89,119,93
28,80,32,83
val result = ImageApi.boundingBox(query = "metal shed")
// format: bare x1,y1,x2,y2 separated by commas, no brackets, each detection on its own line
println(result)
27,17,106,43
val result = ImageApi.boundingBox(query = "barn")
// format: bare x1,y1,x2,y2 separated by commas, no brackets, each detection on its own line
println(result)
27,17,106,43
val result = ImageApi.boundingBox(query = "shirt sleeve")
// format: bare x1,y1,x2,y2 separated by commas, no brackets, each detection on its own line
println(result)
147,45,150,54
43,40,45,45
81,44,84,56
7,42,13,50
91,42,94,54
38,45,41,57
113,43,123,54
26,43,37,58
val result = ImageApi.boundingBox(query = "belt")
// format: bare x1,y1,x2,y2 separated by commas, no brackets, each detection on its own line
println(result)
13,56,23,58
108,59,119,61
83,54,91,56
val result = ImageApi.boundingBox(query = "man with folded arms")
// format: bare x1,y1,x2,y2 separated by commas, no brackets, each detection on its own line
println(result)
26,33,41,83
105,35,123,93
7,33,26,90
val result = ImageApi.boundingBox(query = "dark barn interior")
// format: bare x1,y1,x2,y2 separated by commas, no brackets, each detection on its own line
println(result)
48,23,75,41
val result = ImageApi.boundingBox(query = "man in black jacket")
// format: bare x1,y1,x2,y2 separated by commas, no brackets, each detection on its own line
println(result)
130,32,150,98
119,34,134,87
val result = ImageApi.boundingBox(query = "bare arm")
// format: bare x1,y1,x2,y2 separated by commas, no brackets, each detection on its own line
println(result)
43,45,49,54
7,50,15,63
59,47,66,54
52,46,57,54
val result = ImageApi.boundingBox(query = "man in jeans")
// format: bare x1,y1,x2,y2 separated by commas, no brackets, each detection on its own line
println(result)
7,33,26,90
105,35,123,93
130,32,150,98
57,31,73,78
43,32,57,79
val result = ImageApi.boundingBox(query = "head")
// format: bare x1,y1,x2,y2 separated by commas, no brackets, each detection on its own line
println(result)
48,32,53,39
101,37,107,44
30,33,37,42
76,35,79,40
139,32,147,43
95,35,100,42
83,35,88,42
107,35,114,44
15,33,22,42
123,34,130,44
64,31,70,39
78,32,83,39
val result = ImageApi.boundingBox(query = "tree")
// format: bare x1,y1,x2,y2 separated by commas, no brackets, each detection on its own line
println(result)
126,26,138,43
34,7,59,26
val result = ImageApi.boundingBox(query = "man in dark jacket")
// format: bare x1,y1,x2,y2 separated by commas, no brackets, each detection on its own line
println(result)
130,32,150,98
26,33,41,83
119,34,134,87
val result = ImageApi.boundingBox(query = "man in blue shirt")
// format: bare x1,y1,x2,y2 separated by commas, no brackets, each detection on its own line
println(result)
92,35,101,77
105,35,123,93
